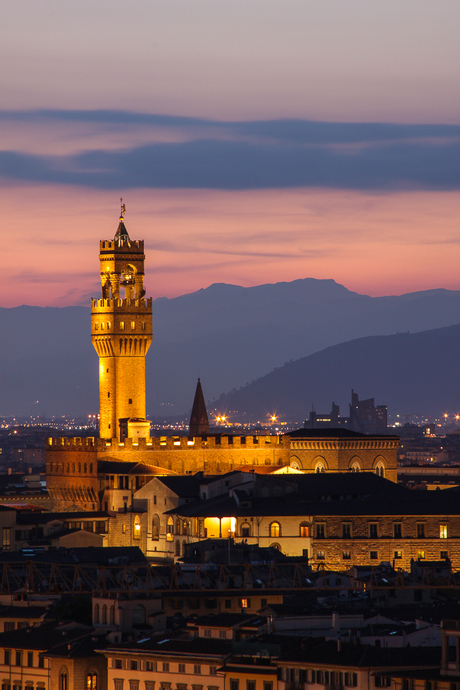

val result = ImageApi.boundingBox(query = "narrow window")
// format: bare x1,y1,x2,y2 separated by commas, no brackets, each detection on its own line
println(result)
342,523,351,538
440,525,448,539
120,321,125,330
316,523,325,539
417,523,426,538
369,523,378,539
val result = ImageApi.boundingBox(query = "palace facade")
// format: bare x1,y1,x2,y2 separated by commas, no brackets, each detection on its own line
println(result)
46,212,399,513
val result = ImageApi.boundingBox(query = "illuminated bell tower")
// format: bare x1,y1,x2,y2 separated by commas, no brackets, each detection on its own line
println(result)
91,205,152,440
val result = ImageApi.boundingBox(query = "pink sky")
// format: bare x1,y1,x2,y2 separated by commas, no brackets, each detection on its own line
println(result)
1,1,459,308
3,184,459,307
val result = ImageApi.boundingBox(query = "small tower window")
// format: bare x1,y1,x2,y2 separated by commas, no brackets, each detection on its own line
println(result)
94,323,98,331
108,392,110,398
131,321,136,330
128,398,132,405
100,322,105,330
120,322,125,330
107,322,111,330
142,322,146,330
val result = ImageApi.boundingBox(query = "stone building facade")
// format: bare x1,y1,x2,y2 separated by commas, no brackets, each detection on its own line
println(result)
46,430,398,512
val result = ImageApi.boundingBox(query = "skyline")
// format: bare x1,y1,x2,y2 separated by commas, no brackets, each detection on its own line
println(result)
1,1,459,307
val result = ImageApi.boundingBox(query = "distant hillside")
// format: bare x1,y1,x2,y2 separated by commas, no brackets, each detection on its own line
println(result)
213,324,460,423
1,279,460,417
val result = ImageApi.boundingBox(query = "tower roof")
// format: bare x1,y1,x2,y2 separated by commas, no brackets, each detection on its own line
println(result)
114,217,131,245
189,378,209,436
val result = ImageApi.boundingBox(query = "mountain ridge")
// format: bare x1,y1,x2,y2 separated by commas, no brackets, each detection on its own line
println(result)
1,278,460,417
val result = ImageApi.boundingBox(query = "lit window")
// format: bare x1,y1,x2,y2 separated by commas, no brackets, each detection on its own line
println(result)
417,550,426,560
107,322,111,330
120,322,125,330
240,598,248,608
131,322,136,330
87,673,97,690
316,551,325,560
394,550,403,559
100,323,105,330
269,522,280,538
2,528,11,550
300,522,310,537
440,525,448,539
94,323,99,330
342,551,351,560
133,517,141,540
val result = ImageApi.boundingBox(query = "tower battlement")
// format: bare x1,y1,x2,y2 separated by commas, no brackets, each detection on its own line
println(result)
100,238,144,252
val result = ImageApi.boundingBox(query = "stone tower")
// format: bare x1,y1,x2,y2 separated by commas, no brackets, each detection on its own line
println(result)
91,208,152,440
189,378,209,436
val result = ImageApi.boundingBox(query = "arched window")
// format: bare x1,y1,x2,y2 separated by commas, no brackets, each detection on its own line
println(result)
375,462,385,478
102,604,107,624
78,462,81,473
89,463,93,474
241,523,251,538
270,542,281,551
59,666,68,690
152,514,160,540
299,522,310,537
175,519,181,535
175,540,181,556
269,522,281,538
72,463,75,473
314,459,326,473
167,517,174,541
87,673,97,690
84,463,87,474
133,515,141,540
94,603,99,623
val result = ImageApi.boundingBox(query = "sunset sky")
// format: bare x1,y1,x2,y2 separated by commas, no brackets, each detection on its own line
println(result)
1,0,459,307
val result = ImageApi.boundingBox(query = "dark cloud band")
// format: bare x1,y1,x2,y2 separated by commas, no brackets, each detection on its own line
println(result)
0,110,458,190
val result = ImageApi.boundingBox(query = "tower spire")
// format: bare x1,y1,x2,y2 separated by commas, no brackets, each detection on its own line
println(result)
114,198,130,245
189,378,209,436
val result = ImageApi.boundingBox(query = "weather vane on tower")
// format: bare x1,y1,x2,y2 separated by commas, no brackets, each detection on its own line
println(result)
120,197,126,219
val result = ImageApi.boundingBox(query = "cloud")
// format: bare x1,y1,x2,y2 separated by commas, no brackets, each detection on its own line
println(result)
0,109,458,191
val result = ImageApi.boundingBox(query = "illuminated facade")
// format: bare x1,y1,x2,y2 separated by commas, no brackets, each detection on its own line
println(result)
46,213,399,514
91,209,152,441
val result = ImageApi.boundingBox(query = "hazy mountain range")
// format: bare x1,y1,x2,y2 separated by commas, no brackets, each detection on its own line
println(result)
1,278,460,420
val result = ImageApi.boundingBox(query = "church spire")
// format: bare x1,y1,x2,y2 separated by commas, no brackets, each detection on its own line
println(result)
189,378,209,436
